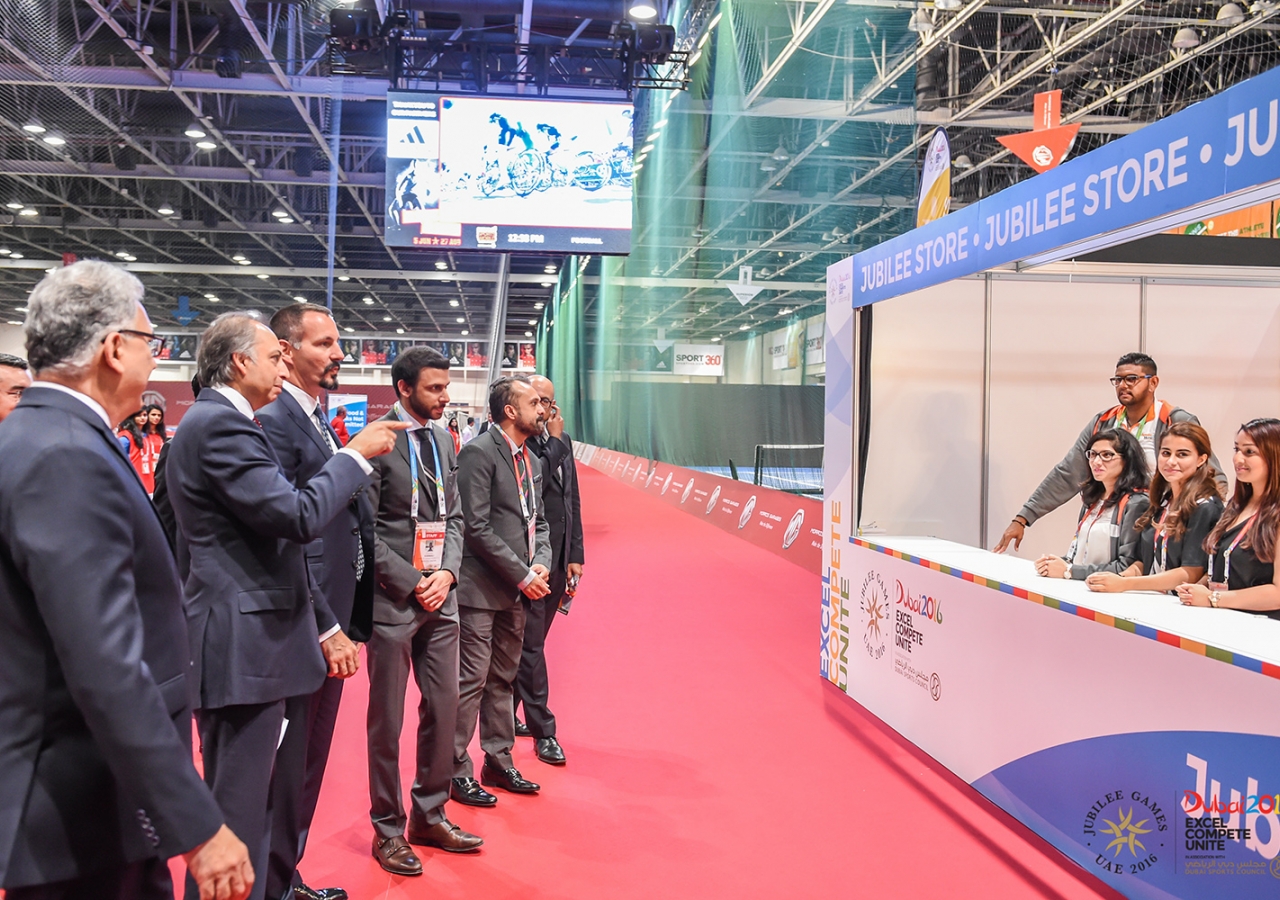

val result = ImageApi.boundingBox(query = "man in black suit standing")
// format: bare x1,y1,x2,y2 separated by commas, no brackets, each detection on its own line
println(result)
366,347,482,876
514,375,584,766
257,304,376,900
451,376,551,806
0,262,252,899
167,313,405,900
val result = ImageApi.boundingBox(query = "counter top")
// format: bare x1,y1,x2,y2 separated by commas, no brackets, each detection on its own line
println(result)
853,535,1280,672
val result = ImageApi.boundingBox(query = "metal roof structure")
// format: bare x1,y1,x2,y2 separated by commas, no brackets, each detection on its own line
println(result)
0,0,1274,340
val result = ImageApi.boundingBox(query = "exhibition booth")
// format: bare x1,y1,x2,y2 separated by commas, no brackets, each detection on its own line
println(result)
822,66,1280,897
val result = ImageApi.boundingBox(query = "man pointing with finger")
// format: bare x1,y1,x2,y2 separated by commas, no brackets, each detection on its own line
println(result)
452,376,551,806
365,347,480,877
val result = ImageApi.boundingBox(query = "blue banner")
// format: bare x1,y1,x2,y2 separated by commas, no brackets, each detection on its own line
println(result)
852,65,1280,306
974,731,1280,898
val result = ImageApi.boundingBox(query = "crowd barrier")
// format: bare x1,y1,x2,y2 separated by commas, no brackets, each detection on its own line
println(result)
574,443,821,573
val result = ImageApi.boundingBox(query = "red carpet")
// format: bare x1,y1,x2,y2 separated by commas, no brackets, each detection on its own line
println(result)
208,466,1121,899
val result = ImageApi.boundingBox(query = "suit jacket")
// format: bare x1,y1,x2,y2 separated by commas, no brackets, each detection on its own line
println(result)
456,426,551,611
258,389,376,643
367,412,464,625
529,431,585,573
151,439,176,551
0,387,223,888
167,390,370,710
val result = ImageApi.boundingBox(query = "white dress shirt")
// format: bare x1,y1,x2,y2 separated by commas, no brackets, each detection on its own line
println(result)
31,381,112,429
213,382,372,475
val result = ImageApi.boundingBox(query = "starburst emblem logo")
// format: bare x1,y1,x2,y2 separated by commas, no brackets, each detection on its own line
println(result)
863,585,886,642
1099,807,1153,857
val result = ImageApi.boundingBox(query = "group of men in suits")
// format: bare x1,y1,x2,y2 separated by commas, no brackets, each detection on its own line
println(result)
0,266,585,900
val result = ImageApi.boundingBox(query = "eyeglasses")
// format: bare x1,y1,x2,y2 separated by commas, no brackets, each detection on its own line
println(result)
1085,450,1120,462
113,329,168,357
1109,374,1154,387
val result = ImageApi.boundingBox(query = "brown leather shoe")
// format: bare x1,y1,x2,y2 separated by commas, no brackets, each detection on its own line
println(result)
372,834,423,876
407,819,484,853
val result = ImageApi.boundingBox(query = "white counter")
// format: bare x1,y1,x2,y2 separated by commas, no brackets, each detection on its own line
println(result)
861,535,1280,670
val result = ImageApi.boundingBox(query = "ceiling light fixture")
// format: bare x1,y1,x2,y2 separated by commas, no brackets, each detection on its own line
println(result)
231,253,246,261
338,275,350,281
770,142,790,161
195,140,218,151
362,297,374,305
1172,26,1201,48
908,9,935,35
396,328,405,334
1216,2,1246,25
935,0,962,10
534,301,545,309
237,259,251,265
461,330,469,336
294,296,307,302
9,253,22,259
157,202,175,216
540,280,554,287
0,249,10,256
628,1,658,20
22,118,45,134
455,317,465,323
256,273,270,279
528,319,537,325
115,250,131,258
185,124,207,139
954,154,974,169
524,331,533,337
41,133,67,147
435,260,449,270
18,207,40,216
271,209,289,218
449,299,460,307
207,296,220,302
344,326,354,333
5,201,22,210
278,216,294,224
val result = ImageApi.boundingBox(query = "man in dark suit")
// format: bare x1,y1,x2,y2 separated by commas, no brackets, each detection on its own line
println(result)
151,375,201,552
167,313,405,900
257,304,376,900
514,375,585,766
366,347,482,876
452,376,551,806
0,262,252,900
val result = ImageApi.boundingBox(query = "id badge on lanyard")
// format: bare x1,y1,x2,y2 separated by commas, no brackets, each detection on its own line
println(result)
1210,514,1255,590
511,445,537,563
413,520,446,572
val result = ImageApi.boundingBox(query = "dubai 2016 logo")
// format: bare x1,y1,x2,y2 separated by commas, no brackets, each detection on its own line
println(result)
860,571,888,660
1083,790,1169,877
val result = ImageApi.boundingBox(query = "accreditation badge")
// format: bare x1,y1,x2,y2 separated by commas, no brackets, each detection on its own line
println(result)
413,520,446,572
526,516,537,563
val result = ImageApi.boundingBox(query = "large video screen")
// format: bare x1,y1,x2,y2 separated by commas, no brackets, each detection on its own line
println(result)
385,92,634,254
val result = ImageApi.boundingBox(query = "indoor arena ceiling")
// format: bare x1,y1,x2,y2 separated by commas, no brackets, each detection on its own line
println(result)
0,0,1275,338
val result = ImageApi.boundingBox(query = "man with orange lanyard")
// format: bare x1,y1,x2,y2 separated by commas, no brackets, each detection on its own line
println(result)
997,352,1225,553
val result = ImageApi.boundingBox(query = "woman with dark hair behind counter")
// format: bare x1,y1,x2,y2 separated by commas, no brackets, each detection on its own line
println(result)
1035,428,1150,580
1177,417,1280,619
1086,422,1223,594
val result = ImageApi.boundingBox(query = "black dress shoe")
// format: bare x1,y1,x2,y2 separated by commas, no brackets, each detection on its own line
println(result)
480,761,540,794
514,717,532,738
294,886,349,900
535,736,566,766
450,776,498,807
371,835,423,876
407,819,484,853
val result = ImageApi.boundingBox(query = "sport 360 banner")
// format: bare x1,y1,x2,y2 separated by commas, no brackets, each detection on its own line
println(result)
575,444,820,573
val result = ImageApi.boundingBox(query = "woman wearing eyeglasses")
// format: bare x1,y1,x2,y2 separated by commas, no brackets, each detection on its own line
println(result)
1035,428,1150,580
1176,418,1280,619
1085,423,1223,594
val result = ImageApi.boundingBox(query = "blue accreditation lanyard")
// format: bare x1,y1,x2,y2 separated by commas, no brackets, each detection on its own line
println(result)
395,403,445,520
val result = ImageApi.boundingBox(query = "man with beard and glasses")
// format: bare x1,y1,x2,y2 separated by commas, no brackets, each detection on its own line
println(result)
365,347,480,877
996,351,1225,554
256,304,376,900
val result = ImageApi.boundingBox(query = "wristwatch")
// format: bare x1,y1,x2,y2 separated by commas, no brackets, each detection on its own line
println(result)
1209,590,1220,608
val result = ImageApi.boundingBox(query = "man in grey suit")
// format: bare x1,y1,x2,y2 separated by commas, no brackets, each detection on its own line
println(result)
514,375,585,767
366,347,482,876
258,304,376,900
0,263,252,900
452,376,552,806
167,313,405,900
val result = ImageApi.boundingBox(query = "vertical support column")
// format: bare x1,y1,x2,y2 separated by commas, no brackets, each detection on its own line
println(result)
1139,277,1148,353
516,0,533,94
485,253,512,387
324,76,343,311
979,272,993,549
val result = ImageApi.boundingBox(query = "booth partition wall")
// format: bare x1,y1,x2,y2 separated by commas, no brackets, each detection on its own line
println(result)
860,263,1280,560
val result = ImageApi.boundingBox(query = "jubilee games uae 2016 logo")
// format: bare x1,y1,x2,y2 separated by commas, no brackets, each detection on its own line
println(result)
1083,789,1169,877
860,571,888,660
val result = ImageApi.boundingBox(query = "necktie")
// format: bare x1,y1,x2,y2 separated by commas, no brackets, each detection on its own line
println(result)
314,405,364,578
514,447,532,512
312,407,339,454
418,430,439,507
